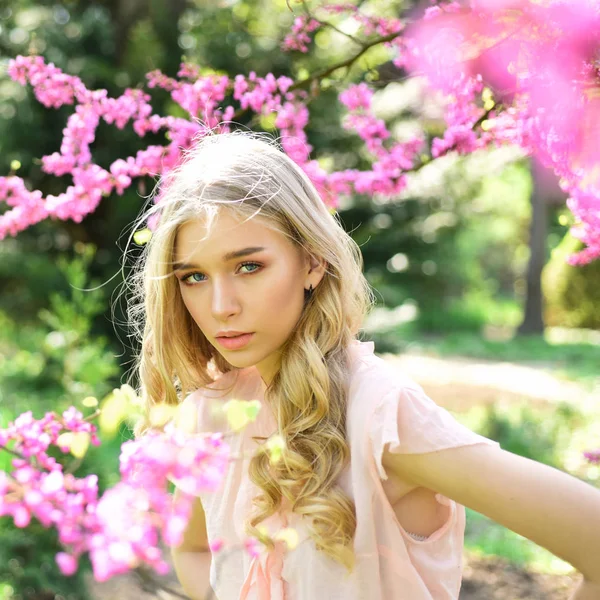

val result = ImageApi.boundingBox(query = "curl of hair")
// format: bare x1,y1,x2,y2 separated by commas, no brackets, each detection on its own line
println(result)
123,127,376,573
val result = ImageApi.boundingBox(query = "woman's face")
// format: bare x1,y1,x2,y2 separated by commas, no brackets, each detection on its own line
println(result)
173,209,324,385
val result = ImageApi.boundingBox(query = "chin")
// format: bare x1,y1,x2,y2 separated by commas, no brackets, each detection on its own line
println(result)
218,351,258,369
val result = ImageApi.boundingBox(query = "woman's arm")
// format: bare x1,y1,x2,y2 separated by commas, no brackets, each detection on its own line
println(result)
381,443,600,586
171,549,213,600
170,488,214,599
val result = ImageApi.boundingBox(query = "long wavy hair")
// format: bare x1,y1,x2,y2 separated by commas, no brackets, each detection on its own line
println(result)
126,129,376,572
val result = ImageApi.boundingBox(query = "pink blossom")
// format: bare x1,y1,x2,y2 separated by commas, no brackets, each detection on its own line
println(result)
339,83,373,111
244,537,261,558
210,538,225,553
406,0,600,262
0,406,233,582
584,449,600,464
4,21,597,257
282,16,320,53
1,2,600,579
56,552,78,576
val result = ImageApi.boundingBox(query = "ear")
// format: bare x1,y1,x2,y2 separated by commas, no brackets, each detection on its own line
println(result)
305,253,328,289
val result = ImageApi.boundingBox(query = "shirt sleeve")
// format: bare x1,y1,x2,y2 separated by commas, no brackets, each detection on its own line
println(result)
369,380,500,481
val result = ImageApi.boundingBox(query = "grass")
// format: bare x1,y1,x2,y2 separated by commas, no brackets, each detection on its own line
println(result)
425,331,599,390
464,508,576,575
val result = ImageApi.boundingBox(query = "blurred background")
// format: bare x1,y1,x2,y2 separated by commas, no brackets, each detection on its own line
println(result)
0,0,598,598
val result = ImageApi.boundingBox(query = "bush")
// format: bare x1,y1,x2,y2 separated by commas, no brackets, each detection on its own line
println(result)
0,244,123,599
477,401,583,470
543,231,600,329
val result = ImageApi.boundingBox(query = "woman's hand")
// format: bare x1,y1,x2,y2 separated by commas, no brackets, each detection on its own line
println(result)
568,578,600,600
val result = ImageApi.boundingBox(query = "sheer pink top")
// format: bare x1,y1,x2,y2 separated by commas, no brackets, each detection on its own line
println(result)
174,339,500,599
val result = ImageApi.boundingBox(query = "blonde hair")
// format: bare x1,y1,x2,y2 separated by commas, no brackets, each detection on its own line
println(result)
125,128,376,572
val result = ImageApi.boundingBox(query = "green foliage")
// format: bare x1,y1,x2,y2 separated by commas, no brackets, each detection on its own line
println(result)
1,244,121,416
0,522,92,600
476,401,583,469
0,225,68,323
0,244,123,599
344,153,534,327
464,508,575,575
413,290,492,333
543,231,600,329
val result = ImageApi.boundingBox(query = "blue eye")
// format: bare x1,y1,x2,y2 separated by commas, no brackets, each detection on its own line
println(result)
180,261,263,287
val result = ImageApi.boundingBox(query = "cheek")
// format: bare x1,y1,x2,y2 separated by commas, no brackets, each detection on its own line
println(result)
180,292,206,327
259,270,304,317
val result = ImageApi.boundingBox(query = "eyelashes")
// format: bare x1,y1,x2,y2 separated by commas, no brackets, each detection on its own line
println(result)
179,261,263,286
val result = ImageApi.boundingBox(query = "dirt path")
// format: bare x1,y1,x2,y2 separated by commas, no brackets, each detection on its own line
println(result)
380,350,599,414
87,351,594,600
460,553,580,599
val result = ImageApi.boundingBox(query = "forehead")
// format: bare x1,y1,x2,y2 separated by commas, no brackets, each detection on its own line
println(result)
173,210,287,261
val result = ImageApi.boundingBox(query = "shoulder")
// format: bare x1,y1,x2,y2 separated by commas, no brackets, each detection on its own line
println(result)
346,339,408,386
344,340,500,480
345,340,425,420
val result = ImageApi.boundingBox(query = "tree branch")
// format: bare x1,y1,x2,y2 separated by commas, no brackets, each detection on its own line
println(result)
289,30,403,92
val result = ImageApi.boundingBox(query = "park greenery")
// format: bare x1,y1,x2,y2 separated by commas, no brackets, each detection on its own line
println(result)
1,0,599,598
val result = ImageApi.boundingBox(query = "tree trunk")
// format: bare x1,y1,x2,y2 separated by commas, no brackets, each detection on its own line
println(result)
517,159,548,336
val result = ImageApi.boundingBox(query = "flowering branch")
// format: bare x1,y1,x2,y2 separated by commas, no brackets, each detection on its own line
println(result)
1,0,599,263
0,391,293,588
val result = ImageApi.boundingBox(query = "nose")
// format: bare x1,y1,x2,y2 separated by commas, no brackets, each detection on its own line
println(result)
211,277,242,320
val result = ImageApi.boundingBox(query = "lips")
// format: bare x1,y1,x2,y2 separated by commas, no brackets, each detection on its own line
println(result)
217,333,250,338
215,333,254,350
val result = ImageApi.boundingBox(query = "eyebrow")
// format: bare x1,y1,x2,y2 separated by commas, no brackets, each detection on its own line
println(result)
173,246,267,271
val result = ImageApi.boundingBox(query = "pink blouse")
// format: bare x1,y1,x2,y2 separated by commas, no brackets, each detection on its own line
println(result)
174,339,500,599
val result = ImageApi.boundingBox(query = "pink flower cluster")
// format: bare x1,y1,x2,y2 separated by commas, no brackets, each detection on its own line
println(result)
233,71,295,114
0,407,233,582
0,409,101,564
338,82,423,196
584,450,600,465
404,0,600,264
282,16,320,53
1,51,340,240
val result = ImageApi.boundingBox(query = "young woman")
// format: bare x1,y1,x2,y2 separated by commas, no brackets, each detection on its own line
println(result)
130,130,600,599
